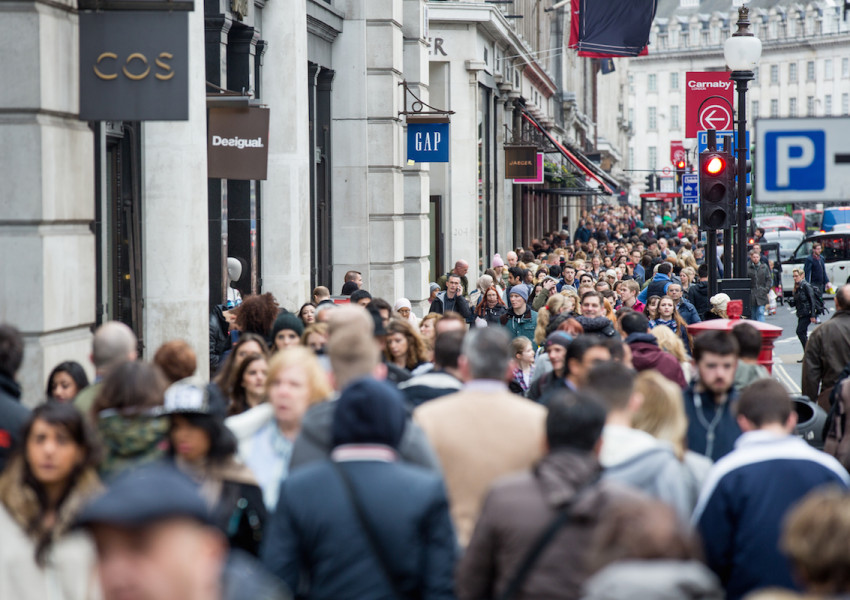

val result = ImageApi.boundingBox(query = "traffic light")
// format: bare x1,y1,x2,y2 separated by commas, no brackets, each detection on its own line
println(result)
645,173,657,192
699,150,735,229
675,159,687,178
736,158,753,199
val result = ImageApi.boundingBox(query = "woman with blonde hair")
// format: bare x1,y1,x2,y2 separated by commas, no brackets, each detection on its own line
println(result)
632,371,712,505
226,346,332,510
650,296,693,355
534,293,567,347
679,266,697,293
384,317,429,373
706,293,730,320
650,325,693,382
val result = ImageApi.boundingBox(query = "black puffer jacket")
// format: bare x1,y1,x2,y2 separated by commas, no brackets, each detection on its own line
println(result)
792,280,816,319
688,281,710,320
210,304,232,375
0,373,31,472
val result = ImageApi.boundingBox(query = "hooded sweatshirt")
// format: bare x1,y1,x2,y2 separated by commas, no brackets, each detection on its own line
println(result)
97,412,169,481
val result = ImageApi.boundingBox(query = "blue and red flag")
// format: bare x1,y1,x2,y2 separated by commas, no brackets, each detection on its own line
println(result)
568,0,657,58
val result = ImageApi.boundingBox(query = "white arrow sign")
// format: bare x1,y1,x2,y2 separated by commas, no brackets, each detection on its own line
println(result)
699,105,731,132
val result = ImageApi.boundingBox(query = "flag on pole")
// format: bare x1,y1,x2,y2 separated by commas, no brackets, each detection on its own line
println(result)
568,0,657,58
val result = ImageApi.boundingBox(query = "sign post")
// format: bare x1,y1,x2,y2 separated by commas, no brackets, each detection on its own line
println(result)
505,146,539,179
686,72,734,139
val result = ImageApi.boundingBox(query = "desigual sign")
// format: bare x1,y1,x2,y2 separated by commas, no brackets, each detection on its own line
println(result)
79,11,189,121
208,107,271,180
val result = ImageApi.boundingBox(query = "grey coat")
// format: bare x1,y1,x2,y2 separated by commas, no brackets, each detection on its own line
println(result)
747,260,772,307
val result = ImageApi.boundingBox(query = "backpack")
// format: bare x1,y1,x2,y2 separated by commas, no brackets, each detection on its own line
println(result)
822,364,850,470
810,285,827,316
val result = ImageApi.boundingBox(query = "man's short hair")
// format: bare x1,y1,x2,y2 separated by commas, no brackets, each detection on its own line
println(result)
0,324,24,379
622,279,640,294
693,330,739,362
581,290,603,305
447,273,461,284
731,323,762,360
461,327,511,380
586,361,636,412
837,285,850,311
92,321,138,371
565,335,607,374
433,330,464,369
327,326,381,390
344,270,361,282
546,391,607,452
621,311,650,336
312,286,330,299
508,266,524,280
737,379,791,427
369,297,392,315
435,311,466,335
698,263,709,278
349,289,372,304
657,262,673,275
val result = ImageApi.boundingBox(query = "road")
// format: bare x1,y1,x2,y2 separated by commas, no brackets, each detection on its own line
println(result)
762,295,834,396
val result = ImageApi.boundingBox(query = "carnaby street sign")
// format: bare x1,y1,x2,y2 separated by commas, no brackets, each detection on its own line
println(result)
686,71,733,138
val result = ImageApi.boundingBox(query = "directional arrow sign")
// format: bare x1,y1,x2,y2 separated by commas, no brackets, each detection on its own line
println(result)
700,105,731,131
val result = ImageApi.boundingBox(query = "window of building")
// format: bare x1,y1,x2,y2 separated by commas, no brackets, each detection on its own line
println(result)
648,73,657,92
629,147,635,169
648,146,657,170
807,60,815,81
843,93,849,116
648,106,657,130
753,66,759,83
751,100,759,118
770,64,779,84
629,74,634,94
701,30,710,45
843,58,850,78
670,72,679,90
807,96,815,116
670,105,679,129
681,30,689,46
770,99,779,117
789,97,797,116
789,62,797,83
629,108,634,128
825,95,832,116
825,58,833,80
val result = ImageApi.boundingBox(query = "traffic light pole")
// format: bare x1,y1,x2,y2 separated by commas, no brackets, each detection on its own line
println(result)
705,130,718,298
731,70,754,279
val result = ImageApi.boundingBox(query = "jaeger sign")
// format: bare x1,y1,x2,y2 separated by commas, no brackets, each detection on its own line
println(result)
207,107,270,180
79,11,189,121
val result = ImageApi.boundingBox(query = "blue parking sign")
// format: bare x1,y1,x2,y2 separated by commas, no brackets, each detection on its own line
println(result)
764,130,825,191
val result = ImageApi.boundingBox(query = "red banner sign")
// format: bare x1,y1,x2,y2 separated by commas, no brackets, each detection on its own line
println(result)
685,71,733,138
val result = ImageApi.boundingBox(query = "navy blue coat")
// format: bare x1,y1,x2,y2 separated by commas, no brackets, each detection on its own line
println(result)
683,383,741,462
261,458,457,600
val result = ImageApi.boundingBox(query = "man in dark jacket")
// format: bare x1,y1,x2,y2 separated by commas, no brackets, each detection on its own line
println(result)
0,324,30,472
684,331,741,462
747,249,772,322
688,263,711,319
637,262,674,303
621,312,686,388
803,241,829,296
397,330,464,409
790,268,817,350
456,390,646,600
574,291,619,339
667,283,701,326
262,378,456,599
803,285,850,411
430,273,472,321
694,380,849,600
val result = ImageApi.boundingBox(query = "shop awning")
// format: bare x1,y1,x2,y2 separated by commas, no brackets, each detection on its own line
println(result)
521,112,619,195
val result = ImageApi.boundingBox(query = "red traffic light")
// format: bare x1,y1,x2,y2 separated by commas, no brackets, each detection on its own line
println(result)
676,160,686,169
704,156,726,175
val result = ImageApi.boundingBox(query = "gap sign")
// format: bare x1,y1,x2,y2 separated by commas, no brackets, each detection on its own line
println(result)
407,122,449,163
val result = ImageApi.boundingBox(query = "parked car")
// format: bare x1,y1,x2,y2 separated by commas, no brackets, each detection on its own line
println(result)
763,229,805,262
781,232,850,295
821,207,850,232
793,208,822,234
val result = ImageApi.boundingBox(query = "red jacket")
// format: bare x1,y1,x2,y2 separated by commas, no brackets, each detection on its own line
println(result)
626,334,687,388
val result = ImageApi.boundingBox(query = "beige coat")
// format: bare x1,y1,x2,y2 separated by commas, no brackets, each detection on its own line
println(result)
414,383,546,546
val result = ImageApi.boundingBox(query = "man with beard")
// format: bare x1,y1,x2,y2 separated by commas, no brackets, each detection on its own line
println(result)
683,331,741,462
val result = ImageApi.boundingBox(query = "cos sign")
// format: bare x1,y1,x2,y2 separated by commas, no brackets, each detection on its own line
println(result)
79,11,189,121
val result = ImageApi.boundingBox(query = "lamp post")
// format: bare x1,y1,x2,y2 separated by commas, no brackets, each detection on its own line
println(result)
724,6,762,279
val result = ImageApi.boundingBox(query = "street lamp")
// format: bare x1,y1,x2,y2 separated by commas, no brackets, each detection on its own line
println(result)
724,6,762,279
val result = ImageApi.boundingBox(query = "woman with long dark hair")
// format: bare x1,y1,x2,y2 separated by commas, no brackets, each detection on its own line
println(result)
0,403,102,599
165,381,266,555
649,296,693,355
475,285,508,326
226,353,268,417
384,318,428,373
45,361,89,403
213,332,270,399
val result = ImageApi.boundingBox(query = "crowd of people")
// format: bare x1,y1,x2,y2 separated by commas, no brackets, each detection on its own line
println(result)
1,203,850,600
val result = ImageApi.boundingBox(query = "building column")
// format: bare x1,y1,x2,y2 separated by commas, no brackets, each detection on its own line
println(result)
401,0,430,315
0,0,95,404
141,4,210,376
260,0,311,309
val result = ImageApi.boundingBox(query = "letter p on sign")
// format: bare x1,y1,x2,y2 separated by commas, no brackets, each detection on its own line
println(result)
765,130,825,191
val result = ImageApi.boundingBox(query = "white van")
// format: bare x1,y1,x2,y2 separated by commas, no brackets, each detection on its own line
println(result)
781,233,850,295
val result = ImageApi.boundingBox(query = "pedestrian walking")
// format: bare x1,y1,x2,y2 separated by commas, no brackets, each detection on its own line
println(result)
747,249,772,322
803,285,850,411
790,268,817,352
0,403,102,600
45,360,90,404
803,241,829,297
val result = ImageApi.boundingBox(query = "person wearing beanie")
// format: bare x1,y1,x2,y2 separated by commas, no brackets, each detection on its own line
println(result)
261,377,457,598
527,331,573,403
500,284,538,348
271,312,305,351
341,281,359,296
706,293,731,320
